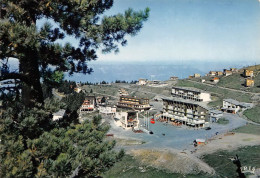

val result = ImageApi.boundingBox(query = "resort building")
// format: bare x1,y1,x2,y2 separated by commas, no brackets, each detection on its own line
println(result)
209,71,216,76
117,96,151,111
194,73,201,78
211,77,219,83
171,86,211,102
216,71,223,76
99,105,117,115
222,99,252,114
209,110,223,122
80,96,96,113
244,69,254,78
223,69,232,76
162,98,209,127
138,78,148,85
245,79,254,87
114,111,139,129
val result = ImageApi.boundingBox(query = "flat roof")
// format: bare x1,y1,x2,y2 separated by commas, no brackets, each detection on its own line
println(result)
120,95,149,100
162,97,210,110
223,99,252,108
172,86,208,94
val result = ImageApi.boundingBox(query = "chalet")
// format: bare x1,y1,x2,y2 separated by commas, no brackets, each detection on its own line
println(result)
216,71,223,76
172,86,211,102
245,79,254,87
117,96,151,111
189,75,194,79
162,98,209,127
138,78,148,85
114,111,139,129
244,69,254,78
230,68,238,73
211,77,219,83
223,69,232,76
194,73,201,78
52,109,66,121
80,96,96,113
222,99,252,114
209,71,216,76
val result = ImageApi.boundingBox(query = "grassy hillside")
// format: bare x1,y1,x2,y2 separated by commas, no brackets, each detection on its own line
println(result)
176,79,253,107
202,145,260,178
216,71,260,93
103,154,207,178
243,104,260,123
233,124,260,135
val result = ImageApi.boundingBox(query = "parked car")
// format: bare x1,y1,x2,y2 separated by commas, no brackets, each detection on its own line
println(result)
205,127,211,130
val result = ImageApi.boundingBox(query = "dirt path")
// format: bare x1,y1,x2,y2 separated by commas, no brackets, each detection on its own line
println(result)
191,132,260,157
124,132,260,176
129,148,215,175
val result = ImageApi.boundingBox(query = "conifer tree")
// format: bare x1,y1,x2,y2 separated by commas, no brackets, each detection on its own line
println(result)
0,1,149,177
0,0,149,106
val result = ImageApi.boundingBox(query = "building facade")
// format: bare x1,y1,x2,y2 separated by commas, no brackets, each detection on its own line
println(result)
209,110,223,122
245,79,254,87
224,69,232,76
244,69,254,78
162,98,209,127
222,99,251,114
117,96,151,110
114,111,139,129
80,96,96,113
172,86,211,102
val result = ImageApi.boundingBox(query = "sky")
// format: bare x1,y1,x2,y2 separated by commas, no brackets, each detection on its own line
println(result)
92,0,260,64
36,0,260,65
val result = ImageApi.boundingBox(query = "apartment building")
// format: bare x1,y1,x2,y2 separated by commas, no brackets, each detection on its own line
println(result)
162,98,209,127
117,96,151,111
172,86,211,102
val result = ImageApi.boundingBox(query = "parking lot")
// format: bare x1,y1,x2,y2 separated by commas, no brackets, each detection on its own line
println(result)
108,112,247,150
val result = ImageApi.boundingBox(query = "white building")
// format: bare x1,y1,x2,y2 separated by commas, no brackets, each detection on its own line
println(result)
138,78,147,85
52,109,66,121
172,86,211,102
99,106,117,115
210,110,223,122
114,111,139,129
222,99,252,114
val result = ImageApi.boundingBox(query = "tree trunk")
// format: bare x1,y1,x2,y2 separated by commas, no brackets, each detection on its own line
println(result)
19,50,43,106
